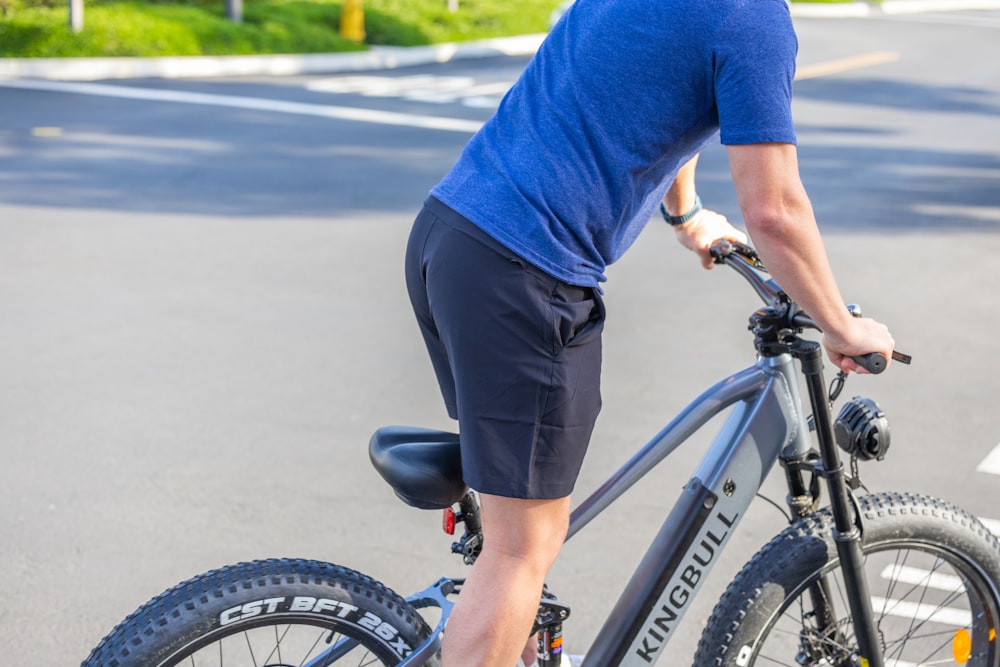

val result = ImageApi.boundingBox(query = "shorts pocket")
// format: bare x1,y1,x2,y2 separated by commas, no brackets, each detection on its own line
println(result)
551,284,606,352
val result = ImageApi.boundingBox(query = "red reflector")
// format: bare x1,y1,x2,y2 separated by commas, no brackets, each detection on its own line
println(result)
442,508,456,535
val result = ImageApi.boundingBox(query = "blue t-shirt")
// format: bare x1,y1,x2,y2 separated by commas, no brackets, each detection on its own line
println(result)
431,0,798,287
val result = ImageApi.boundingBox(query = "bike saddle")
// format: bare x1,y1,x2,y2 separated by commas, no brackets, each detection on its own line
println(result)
369,426,467,510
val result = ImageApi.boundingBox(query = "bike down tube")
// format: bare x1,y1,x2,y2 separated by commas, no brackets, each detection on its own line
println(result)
567,362,768,540
580,354,810,666
567,354,810,541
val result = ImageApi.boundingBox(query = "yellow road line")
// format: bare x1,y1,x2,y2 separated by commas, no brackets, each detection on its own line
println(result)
796,51,900,80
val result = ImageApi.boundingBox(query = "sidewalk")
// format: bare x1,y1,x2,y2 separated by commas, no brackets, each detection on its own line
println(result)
1,0,999,81
0,34,549,81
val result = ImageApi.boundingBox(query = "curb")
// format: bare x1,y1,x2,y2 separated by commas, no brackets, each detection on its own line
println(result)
790,0,1000,16
0,34,547,82
1,1,998,82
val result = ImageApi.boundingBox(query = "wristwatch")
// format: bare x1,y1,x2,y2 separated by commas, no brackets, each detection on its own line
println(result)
659,195,703,226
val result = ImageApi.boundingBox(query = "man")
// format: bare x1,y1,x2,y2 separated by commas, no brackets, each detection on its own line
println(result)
404,0,896,665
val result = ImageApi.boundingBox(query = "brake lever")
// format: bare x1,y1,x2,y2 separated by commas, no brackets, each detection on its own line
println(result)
710,239,763,267
891,350,913,365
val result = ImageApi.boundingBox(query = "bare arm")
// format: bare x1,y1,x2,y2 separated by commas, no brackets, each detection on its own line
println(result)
665,155,748,269
725,142,894,373
663,154,701,216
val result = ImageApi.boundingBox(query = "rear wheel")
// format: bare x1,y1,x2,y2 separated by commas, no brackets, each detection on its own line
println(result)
82,558,439,667
694,492,1000,667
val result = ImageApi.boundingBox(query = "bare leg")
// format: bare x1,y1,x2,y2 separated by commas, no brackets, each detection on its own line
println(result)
520,639,539,667
441,493,570,667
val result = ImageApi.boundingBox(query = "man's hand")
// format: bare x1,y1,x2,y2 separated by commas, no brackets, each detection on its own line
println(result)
822,317,896,374
673,209,748,269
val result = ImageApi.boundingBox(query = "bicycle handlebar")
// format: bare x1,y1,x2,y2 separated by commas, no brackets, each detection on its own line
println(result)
853,351,889,374
709,239,907,375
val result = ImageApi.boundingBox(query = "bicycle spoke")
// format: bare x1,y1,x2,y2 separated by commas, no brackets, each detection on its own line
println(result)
163,622,403,667
729,542,994,667
299,627,330,664
243,629,260,667
258,623,289,665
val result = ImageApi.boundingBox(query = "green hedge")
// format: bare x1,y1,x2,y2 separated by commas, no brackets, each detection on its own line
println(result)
0,0,563,57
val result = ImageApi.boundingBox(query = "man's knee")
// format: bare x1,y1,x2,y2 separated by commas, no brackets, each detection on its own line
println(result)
478,494,570,565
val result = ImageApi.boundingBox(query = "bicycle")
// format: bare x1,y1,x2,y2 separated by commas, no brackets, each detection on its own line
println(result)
82,240,1000,667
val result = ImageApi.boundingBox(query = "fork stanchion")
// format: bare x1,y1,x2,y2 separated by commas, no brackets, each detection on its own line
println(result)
794,340,886,667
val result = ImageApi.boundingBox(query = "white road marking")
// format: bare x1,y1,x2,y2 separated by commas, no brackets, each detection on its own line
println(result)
870,596,972,626
3,50,903,132
306,74,512,107
978,517,1000,536
308,74,473,96
879,564,964,593
976,443,1000,475
0,78,484,134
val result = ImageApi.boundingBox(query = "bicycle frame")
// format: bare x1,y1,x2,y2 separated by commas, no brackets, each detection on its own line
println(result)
82,242,927,667
377,349,817,667
572,351,811,666
353,245,892,667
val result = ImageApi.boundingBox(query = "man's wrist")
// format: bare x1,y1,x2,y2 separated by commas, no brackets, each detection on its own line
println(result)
660,194,703,226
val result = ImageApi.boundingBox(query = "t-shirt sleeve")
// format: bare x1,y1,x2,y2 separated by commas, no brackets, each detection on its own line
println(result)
714,0,798,146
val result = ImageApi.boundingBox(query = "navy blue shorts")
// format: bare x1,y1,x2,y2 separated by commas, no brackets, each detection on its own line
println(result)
405,197,605,500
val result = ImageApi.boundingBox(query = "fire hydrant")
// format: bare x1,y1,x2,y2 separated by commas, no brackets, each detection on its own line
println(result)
340,0,365,42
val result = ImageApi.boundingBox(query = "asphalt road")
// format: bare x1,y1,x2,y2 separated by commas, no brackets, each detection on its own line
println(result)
1,10,999,664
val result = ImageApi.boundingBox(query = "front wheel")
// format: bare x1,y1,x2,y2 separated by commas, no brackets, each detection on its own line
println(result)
82,558,440,667
694,492,1000,667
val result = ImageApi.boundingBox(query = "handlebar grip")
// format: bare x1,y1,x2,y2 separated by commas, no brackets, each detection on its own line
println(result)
851,352,887,374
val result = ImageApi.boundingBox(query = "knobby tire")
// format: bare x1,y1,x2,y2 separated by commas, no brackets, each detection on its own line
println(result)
693,491,1000,667
82,558,439,667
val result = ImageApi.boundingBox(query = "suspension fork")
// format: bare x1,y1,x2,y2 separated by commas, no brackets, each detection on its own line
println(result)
781,453,844,648
793,340,885,667
783,456,856,662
